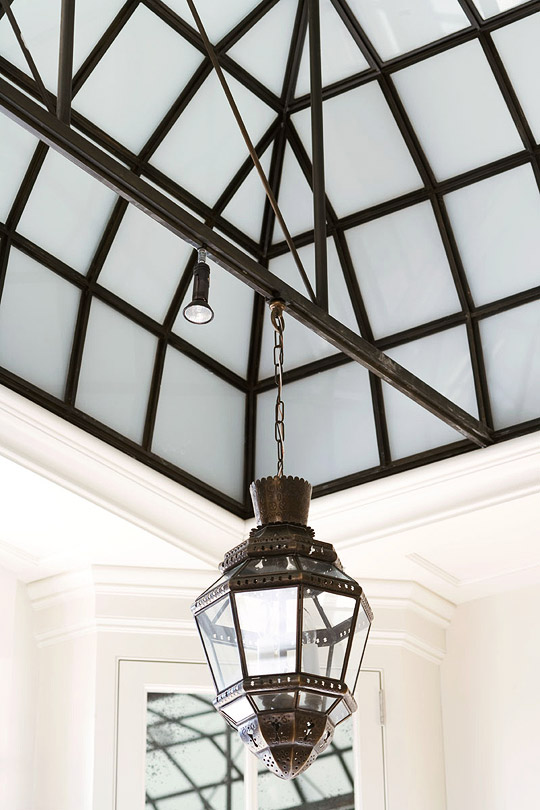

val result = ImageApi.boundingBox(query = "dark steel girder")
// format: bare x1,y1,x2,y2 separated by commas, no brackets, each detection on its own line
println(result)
0,76,492,448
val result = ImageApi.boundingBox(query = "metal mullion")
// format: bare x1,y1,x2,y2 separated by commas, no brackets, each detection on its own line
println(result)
0,0,56,114
57,0,76,124
283,0,308,110
72,0,139,95
141,338,167,451
136,59,213,164
474,284,540,320
144,0,282,113
217,0,281,52
64,196,128,405
308,0,328,310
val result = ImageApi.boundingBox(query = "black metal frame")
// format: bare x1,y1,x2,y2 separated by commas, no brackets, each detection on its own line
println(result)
0,0,539,517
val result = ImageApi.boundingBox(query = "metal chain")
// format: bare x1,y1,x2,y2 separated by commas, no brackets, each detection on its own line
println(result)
270,301,286,478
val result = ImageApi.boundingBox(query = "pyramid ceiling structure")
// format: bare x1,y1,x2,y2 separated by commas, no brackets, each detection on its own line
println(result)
0,0,539,518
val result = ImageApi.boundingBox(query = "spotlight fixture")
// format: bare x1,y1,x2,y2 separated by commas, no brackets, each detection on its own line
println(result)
193,300,373,780
183,248,214,324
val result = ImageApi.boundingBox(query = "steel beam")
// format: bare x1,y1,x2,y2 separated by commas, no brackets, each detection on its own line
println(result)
0,76,492,447
57,0,76,124
308,0,328,310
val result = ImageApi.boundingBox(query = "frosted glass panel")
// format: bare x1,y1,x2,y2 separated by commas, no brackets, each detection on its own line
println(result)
256,363,380,484
222,144,272,241
346,0,469,60
346,201,460,338
259,239,357,378
0,248,79,397
99,204,192,322
74,6,203,152
394,41,522,180
445,165,540,305
383,326,477,458
165,0,259,43
272,144,314,242
293,82,422,216
0,113,39,223
152,347,246,500
228,0,297,95
492,13,540,143
73,0,126,72
17,150,117,274
152,71,276,207
473,0,524,18
76,300,157,442
0,0,60,91
295,0,369,97
480,302,540,428
173,262,254,378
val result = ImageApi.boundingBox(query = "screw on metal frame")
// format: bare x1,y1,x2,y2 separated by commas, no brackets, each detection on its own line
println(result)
270,299,286,478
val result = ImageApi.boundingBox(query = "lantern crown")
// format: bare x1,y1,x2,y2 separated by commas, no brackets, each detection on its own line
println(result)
192,476,373,779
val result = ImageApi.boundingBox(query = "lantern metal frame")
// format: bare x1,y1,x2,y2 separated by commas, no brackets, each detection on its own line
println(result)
192,475,373,780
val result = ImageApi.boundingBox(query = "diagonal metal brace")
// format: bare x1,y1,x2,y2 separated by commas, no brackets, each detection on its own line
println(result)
0,76,492,448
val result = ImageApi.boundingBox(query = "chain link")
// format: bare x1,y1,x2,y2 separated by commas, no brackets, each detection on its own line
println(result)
270,302,285,478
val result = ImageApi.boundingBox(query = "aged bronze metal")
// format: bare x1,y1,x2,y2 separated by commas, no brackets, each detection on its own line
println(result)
192,474,373,779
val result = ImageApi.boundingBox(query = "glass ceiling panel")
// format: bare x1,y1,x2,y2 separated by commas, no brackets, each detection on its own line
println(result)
492,13,540,143
473,0,525,18
74,5,204,153
0,112,39,223
72,0,127,73
259,238,357,378
393,40,523,180
292,82,422,217
256,362,380,485
479,301,540,429
345,201,461,339
228,0,298,96
272,143,314,243
0,247,79,398
346,0,469,61
382,326,477,458
151,70,276,207
165,0,260,43
152,346,246,501
0,0,60,91
98,203,193,323
16,149,117,275
173,261,254,379
222,143,273,242
76,299,157,443
445,164,540,306
295,0,369,98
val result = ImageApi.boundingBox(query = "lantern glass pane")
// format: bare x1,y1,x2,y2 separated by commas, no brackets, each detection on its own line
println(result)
301,589,356,680
196,596,243,692
240,556,298,576
251,692,297,712
299,558,355,582
234,587,298,677
297,692,337,713
329,699,351,726
344,602,371,695
222,696,254,725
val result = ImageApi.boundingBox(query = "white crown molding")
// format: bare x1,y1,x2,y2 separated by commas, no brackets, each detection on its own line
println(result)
28,566,452,663
0,385,243,570
310,432,540,551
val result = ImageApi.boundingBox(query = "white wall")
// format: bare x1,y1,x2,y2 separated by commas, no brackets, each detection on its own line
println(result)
0,567,38,810
442,583,540,810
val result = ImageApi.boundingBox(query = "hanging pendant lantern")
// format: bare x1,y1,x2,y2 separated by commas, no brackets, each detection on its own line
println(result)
192,301,373,780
